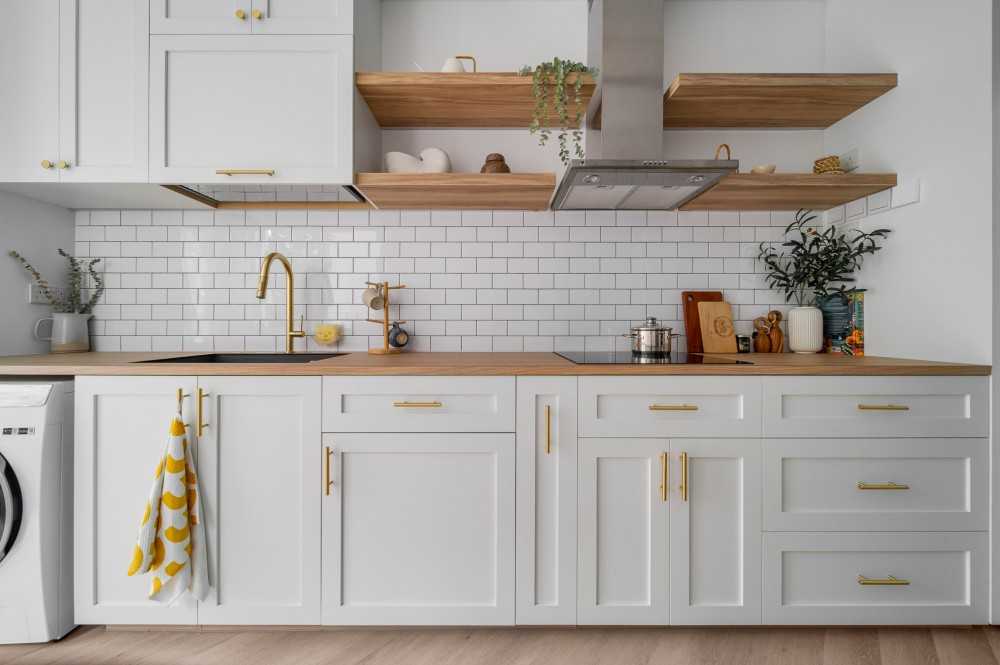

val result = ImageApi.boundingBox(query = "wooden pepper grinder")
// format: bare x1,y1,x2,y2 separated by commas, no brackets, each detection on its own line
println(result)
753,317,772,353
767,310,785,353
480,153,511,174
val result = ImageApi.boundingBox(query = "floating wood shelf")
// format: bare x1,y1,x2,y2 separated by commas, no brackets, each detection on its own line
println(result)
355,72,596,128
680,173,898,211
663,73,898,128
354,173,556,210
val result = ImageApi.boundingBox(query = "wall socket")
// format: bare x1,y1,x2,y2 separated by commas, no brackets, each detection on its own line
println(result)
28,283,65,305
839,148,860,172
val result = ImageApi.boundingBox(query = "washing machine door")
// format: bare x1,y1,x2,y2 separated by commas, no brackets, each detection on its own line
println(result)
0,452,22,564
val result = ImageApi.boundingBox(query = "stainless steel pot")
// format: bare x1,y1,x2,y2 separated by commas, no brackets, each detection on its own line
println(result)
623,317,679,356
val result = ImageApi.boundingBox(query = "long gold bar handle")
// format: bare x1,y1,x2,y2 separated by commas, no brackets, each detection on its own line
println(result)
857,404,910,411
858,575,910,586
680,452,688,502
857,481,910,490
216,168,275,176
393,401,443,408
545,404,552,455
196,388,209,437
659,452,668,502
649,404,699,412
323,446,333,496
176,388,190,414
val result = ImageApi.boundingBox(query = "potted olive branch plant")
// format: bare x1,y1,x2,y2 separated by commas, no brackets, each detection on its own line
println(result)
519,58,596,165
9,249,105,353
757,210,890,353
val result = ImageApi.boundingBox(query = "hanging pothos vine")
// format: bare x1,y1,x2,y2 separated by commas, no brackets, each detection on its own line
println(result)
519,58,596,165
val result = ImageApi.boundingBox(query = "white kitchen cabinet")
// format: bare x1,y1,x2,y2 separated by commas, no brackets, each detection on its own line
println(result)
196,377,321,625
669,440,761,625
0,1,148,182
515,377,577,625
322,433,515,625
149,35,354,184
74,376,199,625
151,0,352,35
578,438,668,625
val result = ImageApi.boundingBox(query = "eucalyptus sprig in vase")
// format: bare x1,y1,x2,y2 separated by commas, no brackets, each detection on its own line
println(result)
9,249,104,353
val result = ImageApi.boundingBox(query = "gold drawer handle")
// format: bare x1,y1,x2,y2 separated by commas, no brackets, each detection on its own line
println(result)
649,404,699,412
196,388,210,437
658,452,668,502
857,481,910,490
393,401,443,408
858,575,910,586
323,446,333,496
545,404,552,455
679,451,688,502
857,404,910,411
216,168,275,176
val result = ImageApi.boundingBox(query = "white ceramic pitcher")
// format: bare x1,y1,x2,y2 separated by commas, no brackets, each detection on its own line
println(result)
34,312,92,353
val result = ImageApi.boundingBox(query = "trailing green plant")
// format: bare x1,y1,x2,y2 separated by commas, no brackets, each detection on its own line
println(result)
8,248,104,314
519,58,596,165
757,209,890,306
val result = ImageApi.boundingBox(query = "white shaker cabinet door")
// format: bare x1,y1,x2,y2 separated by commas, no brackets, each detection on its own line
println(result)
59,0,149,182
0,0,60,181
196,377,321,625
578,438,668,625
668,439,761,625
149,35,354,184
322,433,515,625
515,377,577,625
74,376,199,625
250,0,353,34
150,0,251,34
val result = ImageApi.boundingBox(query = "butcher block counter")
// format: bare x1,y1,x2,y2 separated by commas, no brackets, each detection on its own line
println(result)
0,351,988,376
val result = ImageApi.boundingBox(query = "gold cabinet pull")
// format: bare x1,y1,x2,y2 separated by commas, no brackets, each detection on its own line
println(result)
235,8,247,19
649,404,699,412
56,160,70,170
176,388,190,414
392,400,442,408
857,404,910,411
857,481,910,490
252,8,263,19
545,404,552,455
216,168,275,176
41,159,54,170
858,575,910,586
323,446,333,496
659,452,668,502
196,388,209,437
679,451,689,502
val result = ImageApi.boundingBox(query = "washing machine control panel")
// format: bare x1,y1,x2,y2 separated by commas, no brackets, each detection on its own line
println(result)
1,427,36,436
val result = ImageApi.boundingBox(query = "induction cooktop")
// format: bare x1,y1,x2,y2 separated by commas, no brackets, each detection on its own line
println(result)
556,351,751,365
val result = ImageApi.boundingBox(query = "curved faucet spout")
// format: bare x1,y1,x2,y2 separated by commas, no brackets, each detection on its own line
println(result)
256,252,305,353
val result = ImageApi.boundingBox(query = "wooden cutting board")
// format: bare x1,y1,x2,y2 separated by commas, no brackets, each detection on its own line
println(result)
698,301,738,353
682,291,724,353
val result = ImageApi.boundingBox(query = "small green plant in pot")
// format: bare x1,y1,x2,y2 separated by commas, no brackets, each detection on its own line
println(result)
9,249,105,353
519,58,597,166
756,210,890,353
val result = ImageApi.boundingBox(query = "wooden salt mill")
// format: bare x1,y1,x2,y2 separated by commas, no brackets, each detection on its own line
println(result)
766,310,785,353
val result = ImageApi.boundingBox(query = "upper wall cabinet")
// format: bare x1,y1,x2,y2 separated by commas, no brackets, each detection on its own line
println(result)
151,0,353,35
149,35,354,184
0,0,148,183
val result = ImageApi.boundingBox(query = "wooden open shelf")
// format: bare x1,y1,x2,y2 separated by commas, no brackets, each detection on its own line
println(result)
680,173,898,211
354,173,556,210
663,73,897,128
355,72,596,128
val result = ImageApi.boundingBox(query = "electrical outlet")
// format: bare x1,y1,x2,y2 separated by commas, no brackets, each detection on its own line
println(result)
839,148,860,172
28,283,65,305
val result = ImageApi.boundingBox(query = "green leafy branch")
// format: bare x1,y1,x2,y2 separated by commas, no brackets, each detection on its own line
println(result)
9,249,105,314
519,58,596,165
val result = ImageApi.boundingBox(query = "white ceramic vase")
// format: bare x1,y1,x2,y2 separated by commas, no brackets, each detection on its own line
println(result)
384,148,452,174
787,306,823,354
34,312,92,353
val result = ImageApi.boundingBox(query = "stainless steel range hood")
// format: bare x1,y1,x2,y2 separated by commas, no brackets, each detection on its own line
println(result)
551,0,738,210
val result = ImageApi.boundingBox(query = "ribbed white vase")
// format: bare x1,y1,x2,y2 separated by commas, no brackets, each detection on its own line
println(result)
787,306,824,354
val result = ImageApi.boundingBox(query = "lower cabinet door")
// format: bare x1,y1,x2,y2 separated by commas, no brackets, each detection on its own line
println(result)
578,438,668,625
764,532,988,625
669,439,761,625
322,433,515,625
515,377,577,625
197,377,322,625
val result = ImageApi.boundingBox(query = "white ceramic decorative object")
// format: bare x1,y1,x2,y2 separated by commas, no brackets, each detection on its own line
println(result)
787,306,824,354
34,312,92,353
750,164,776,174
440,55,476,73
384,148,452,174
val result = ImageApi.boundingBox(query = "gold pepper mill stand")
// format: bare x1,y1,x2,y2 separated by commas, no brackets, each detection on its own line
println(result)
366,281,407,355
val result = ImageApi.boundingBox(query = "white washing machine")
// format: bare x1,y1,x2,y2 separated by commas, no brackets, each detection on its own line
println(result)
0,380,75,644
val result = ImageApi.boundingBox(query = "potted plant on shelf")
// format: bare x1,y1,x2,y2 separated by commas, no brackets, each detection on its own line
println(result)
9,249,105,353
520,58,596,166
757,210,890,353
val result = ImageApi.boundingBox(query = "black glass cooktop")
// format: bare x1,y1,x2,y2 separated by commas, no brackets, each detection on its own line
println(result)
556,351,751,365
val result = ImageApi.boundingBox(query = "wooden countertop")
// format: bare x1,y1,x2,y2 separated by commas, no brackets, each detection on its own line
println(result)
0,352,988,376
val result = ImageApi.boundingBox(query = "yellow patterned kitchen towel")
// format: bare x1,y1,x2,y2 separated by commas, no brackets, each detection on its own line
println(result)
127,417,209,603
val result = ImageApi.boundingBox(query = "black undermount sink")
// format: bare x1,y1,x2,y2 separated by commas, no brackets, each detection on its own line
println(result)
138,353,346,364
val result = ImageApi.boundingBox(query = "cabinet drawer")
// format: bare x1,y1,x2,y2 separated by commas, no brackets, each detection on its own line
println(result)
764,532,987,625
764,377,988,438
579,377,761,438
322,377,515,432
764,439,988,531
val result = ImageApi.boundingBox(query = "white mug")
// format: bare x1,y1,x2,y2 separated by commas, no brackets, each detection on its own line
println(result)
362,287,385,311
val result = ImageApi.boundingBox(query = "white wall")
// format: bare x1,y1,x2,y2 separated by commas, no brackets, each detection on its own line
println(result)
824,0,993,363
0,191,75,355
